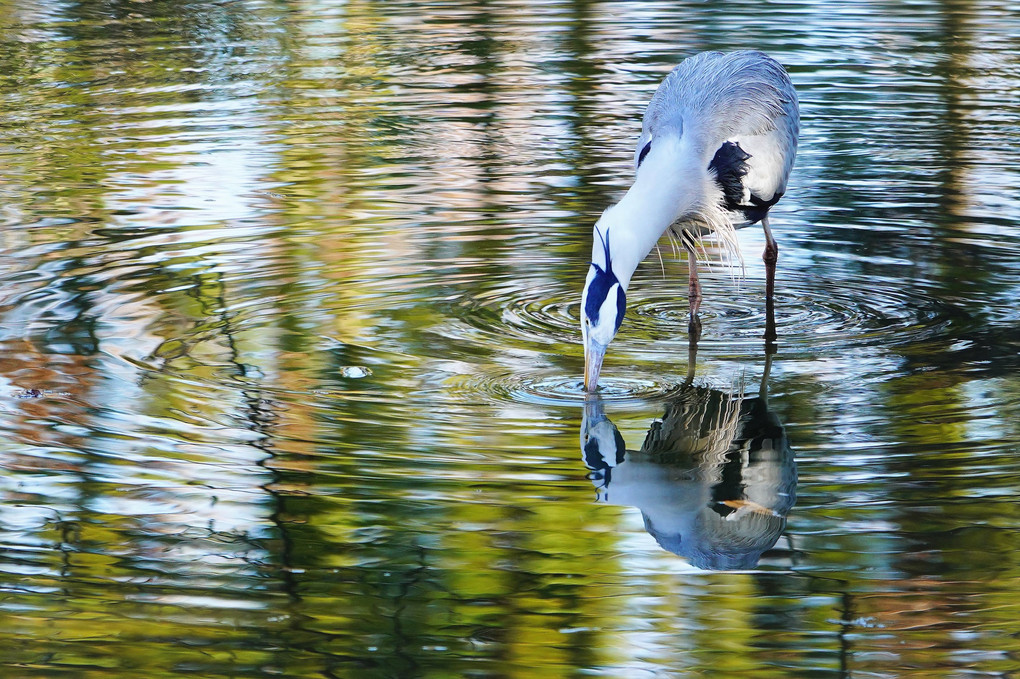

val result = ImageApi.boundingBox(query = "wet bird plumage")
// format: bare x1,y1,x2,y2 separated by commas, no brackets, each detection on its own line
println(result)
581,50,799,391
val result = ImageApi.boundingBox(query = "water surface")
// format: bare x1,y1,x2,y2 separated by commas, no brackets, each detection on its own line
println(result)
1,0,1019,676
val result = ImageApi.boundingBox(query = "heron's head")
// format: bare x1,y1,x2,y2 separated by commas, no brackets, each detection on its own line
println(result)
581,261,626,392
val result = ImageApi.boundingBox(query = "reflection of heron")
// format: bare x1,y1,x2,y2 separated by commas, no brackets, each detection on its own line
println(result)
580,351,795,570
581,51,799,391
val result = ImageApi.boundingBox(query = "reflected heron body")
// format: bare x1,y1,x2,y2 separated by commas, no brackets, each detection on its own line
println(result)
581,352,796,570
581,51,799,390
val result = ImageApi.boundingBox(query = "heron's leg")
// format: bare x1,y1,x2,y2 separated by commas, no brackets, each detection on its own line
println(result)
762,216,778,300
762,216,778,343
685,241,702,343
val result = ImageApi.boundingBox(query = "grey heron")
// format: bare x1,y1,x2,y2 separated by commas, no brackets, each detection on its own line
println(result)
581,51,799,391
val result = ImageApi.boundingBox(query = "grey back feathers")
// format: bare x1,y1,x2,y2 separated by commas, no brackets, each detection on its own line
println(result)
636,50,799,233
643,50,798,142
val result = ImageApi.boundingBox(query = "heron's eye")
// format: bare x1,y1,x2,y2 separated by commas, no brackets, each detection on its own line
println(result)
637,140,652,167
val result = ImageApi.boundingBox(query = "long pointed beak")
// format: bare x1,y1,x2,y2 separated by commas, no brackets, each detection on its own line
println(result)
584,338,606,392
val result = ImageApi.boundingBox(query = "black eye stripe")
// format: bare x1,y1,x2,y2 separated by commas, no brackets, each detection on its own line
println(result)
585,268,621,325
637,141,652,167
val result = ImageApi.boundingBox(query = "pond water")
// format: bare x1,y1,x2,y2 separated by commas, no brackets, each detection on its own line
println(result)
1,0,1019,676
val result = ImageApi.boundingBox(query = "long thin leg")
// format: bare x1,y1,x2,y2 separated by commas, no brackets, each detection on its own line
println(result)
762,216,778,343
685,241,702,343
762,215,778,300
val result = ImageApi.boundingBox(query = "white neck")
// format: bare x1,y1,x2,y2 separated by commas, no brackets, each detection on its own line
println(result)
591,134,709,290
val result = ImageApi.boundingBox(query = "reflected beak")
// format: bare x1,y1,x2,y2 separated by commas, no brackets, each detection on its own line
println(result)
583,338,606,392
582,392,607,426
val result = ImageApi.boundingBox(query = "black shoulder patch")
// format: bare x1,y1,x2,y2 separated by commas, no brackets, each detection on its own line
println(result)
708,141,751,210
741,192,783,224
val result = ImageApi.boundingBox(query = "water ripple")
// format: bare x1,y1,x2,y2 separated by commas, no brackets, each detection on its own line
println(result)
631,276,963,352
452,288,579,348
444,371,684,406
443,270,964,360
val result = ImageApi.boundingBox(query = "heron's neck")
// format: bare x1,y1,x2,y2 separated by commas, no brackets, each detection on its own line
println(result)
591,135,704,291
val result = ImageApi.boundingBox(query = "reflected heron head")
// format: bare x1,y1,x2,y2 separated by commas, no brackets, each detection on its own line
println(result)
581,395,626,474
